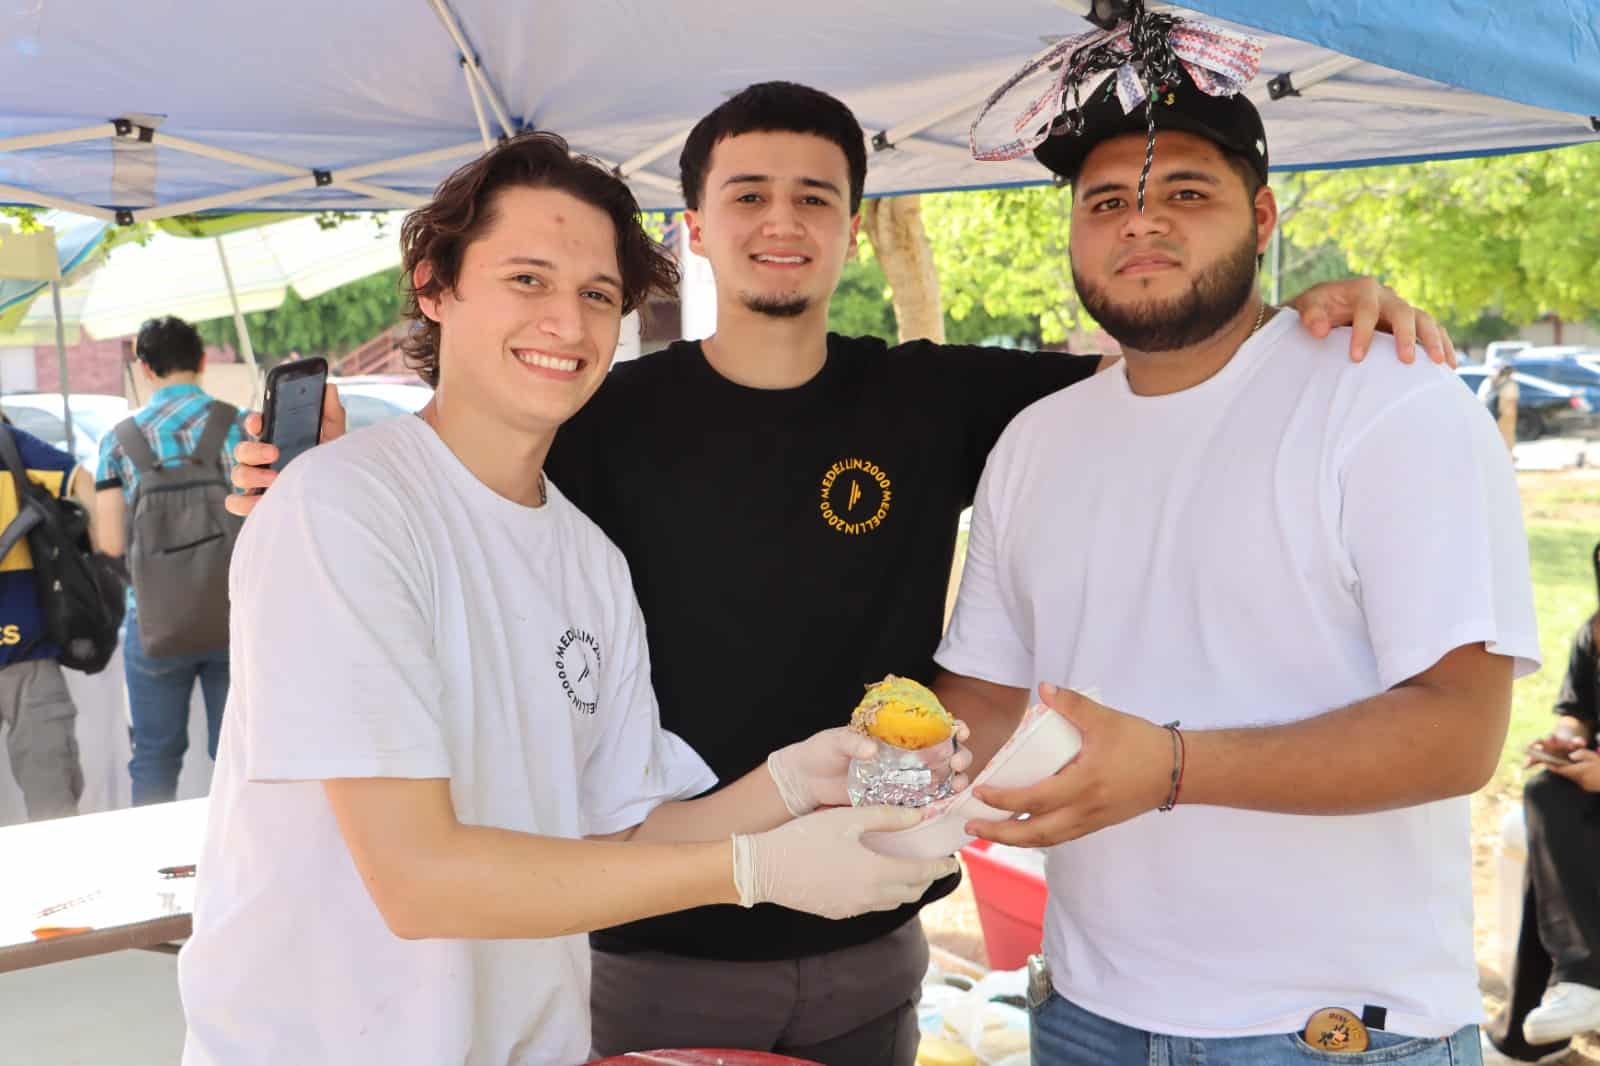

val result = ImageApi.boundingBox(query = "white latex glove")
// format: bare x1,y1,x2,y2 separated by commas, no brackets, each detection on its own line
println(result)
732,805,960,920
767,723,975,816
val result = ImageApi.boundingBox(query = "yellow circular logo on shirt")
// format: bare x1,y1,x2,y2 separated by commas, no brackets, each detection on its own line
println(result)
819,458,892,535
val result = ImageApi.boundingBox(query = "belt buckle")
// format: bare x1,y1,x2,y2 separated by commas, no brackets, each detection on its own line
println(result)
1302,1007,1370,1053
1025,954,1052,1010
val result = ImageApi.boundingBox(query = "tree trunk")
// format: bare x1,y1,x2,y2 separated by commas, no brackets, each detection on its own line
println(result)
862,195,945,344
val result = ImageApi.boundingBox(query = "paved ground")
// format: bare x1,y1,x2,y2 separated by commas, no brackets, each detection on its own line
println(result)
2,950,183,1066
1513,436,1600,471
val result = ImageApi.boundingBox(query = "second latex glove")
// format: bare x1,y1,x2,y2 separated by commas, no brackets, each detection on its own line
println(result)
732,805,960,921
767,723,974,816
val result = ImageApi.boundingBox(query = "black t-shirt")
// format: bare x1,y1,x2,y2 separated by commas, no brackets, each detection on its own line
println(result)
546,333,1097,962
1555,615,1599,734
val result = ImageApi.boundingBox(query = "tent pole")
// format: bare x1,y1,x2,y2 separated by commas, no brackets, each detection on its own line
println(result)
130,175,425,223
0,123,114,154
617,129,693,178
461,62,495,148
427,0,516,137
214,237,262,405
1245,56,1364,104
1269,226,1282,306
50,281,73,448
0,183,118,222
568,152,680,196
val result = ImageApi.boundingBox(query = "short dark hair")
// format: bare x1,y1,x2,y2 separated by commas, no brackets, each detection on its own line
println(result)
679,82,868,214
400,131,679,388
135,316,205,377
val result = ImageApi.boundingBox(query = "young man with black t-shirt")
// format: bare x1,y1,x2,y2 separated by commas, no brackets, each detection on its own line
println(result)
230,83,1453,1065
545,85,1455,1063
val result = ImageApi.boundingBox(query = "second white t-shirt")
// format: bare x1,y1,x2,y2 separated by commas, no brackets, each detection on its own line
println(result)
179,415,716,1066
937,311,1539,1038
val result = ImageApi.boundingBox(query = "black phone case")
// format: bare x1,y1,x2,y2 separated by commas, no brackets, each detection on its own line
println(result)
260,357,328,473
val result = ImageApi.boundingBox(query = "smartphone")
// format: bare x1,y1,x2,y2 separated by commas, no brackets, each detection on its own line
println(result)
260,356,328,473
1527,743,1576,767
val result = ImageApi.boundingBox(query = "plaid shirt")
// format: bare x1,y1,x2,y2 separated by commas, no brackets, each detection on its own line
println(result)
95,383,246,498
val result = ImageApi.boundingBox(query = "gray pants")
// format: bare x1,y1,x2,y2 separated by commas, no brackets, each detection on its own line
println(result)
590,919,928,1066
0,658,82,821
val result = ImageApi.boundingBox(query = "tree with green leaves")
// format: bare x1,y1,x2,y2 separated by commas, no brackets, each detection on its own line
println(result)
830,217,1045,348
195,267,405,366
1281,144,1600,329
921,185,1087,344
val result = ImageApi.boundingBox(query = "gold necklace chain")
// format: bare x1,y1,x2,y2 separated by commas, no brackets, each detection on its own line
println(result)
1249,302,1268,337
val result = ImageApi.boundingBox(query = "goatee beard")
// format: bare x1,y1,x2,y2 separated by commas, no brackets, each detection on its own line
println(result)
1074,228,1260,353
742,293,810,318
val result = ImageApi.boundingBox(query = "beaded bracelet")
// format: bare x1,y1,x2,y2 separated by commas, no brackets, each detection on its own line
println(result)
1158,720,1186,812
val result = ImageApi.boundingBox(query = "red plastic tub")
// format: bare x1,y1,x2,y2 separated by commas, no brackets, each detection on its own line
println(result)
960,839,1047,971
586,1052,821,1064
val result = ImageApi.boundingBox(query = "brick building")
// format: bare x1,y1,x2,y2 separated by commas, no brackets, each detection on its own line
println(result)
0,337,240,398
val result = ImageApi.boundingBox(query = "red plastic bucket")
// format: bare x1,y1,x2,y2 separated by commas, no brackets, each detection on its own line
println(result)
586,1052,822,1064
960,839,1047,971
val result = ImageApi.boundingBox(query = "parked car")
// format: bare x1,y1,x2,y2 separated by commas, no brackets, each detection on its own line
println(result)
0,392,131,468
1508,355,1600,411
330,375,431,431
1516,345,1600,361
1456,367,1598,440
1484,339,1533,364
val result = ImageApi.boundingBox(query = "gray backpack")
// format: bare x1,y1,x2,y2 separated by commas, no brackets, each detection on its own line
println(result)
113,402,243,656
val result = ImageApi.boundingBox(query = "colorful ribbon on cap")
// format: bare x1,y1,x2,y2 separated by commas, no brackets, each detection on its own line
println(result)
970,1,1263,208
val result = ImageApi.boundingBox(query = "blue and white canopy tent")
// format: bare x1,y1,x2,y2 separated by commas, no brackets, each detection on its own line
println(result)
0,211,112,441
1,0,1595,220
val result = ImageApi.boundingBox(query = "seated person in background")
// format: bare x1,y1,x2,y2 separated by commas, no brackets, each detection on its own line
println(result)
1485,540,1600,1064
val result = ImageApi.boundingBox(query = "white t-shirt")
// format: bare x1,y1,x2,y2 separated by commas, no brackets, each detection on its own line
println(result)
179,415,716,1066
937,310,1539,1039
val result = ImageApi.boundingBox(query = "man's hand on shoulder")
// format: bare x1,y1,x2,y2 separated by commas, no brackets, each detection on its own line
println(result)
225,384,347,517
1287,277,1455,367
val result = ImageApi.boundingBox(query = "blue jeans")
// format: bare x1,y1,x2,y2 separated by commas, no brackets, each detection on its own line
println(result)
124,609,229,806
1032,992,1482,1065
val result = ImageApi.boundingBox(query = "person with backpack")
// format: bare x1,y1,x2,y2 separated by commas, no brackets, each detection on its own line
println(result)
0,417,99,820
96,315,244,806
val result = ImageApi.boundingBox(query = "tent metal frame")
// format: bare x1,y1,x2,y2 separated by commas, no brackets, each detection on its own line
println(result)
3,0,1596,225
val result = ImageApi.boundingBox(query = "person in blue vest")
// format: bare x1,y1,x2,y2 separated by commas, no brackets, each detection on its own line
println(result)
95,316,247,805
0,416,93,819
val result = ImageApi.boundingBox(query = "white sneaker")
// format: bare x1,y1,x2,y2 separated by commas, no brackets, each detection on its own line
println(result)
1480,1030,1569,1065
1523,981,1600,1046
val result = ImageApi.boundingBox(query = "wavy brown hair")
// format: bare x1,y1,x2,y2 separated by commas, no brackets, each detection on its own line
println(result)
399,131,679,386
